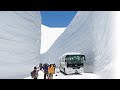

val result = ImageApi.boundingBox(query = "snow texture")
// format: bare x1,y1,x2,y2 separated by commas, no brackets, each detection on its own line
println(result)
25,68,99,79
40,11,116,79
40,25,65,54
0,11,41,79
113,12,120,79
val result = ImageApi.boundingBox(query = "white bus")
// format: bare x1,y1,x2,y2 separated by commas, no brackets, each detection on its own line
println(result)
59,53,86,75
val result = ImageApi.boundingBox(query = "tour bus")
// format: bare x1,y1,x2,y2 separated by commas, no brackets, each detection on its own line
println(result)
59,53,86,75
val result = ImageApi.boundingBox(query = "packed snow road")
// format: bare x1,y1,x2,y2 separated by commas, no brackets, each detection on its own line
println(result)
25,68,99,79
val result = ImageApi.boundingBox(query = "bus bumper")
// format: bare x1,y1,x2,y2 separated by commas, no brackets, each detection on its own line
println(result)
66,67,84,74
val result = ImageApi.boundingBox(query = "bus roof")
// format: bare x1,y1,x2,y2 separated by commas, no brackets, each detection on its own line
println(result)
63,52,81,56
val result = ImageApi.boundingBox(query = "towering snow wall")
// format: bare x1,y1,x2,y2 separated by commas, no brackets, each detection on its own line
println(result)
0,11,41,79
40,11,115,79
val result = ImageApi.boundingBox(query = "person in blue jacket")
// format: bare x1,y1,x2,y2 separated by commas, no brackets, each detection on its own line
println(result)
43,63,49,79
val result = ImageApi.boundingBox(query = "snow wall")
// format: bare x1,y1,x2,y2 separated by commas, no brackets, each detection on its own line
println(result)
0,11,41,79
40,11,116,79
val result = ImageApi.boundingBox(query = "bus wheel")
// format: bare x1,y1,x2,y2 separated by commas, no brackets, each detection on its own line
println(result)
64,68,67,75
60,69,62,73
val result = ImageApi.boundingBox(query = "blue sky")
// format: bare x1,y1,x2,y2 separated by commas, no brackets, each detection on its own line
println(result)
40,11,77,27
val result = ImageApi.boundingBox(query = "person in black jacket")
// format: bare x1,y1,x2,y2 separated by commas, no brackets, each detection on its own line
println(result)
31,66,39,79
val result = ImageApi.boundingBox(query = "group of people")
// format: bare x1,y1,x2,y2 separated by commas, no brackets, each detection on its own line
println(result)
31,63,56,79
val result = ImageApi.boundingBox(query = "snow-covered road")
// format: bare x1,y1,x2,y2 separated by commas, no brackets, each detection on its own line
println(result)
25,68,99,79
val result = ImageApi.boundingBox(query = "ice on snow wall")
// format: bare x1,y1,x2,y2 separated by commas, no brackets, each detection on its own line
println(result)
0,11,41,78
40,11,116,79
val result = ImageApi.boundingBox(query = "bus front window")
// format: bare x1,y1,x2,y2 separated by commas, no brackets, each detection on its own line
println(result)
66,55,84,67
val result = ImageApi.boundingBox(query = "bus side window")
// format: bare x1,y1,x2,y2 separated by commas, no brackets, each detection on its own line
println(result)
65,57,67,62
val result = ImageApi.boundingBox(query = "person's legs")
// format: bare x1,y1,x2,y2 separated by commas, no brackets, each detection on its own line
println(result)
51,74,53,79
47,73,50,79
54,68,56,74
48,73,51,79
49,73,53,79
47,73,49,79
49,74,51,79
44,73,47,79
34,77,37,79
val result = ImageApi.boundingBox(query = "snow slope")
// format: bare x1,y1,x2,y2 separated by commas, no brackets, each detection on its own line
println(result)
40,25,65,54
39,11,116,79
0,11,41,79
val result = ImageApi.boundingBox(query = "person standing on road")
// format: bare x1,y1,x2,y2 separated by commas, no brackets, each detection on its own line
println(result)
48,64,55,79
31,66,39,79
43,63,49,79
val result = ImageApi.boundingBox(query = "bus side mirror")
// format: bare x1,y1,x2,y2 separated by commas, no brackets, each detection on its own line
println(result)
84,56,86,61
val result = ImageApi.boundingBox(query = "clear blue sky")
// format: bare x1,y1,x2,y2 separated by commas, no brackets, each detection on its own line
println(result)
40,11,77,27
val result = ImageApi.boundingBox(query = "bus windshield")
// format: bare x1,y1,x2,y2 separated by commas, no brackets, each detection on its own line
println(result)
65,55,85,67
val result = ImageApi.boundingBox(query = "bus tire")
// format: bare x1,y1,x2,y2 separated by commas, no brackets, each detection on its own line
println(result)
64,68,67,75
60,69,62,73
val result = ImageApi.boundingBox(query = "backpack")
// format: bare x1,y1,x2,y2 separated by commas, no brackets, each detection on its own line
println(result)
31,70,38,78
